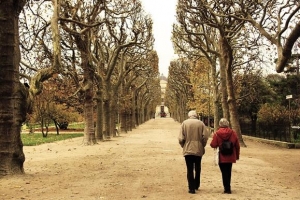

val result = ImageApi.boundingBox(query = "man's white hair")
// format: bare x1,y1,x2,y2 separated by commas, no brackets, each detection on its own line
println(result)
188,110,197,118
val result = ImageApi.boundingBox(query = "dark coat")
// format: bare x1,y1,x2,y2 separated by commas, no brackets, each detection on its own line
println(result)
210,127,240,163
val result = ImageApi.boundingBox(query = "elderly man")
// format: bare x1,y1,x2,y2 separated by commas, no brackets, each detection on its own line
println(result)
178,110,208,194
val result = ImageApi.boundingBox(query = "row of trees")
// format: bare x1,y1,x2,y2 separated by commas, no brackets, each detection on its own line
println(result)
0,0,161,176
166,0,299,147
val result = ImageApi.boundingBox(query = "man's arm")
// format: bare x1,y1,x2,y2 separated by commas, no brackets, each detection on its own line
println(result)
202,126,209,147
178,123,186,148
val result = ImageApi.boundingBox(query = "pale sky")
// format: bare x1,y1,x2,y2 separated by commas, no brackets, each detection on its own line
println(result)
140,0,178,77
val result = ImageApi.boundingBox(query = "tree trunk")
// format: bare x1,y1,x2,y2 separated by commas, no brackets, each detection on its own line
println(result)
219,37,246,147
136,93,141,126
0,0,27,176
81,52,95,145
83,86,96,144
219,49,230,119
74,31,96,145
125,112,131,132
180,95,186,122
103,100,111,139
211,61,220,132
131,89,137,129
110,101,117,137
53,119,60,135
120,112,127,133
95,92,104,141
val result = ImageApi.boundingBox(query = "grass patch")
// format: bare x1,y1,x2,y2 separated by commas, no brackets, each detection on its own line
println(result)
21,133,84,146
68,122,85,129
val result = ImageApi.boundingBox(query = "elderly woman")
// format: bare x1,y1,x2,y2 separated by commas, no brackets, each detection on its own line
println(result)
210,118,240,194
178,110,208,194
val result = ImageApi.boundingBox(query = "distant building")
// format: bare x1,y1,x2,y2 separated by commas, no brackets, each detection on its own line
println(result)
156,74,169,117
159,73,168,81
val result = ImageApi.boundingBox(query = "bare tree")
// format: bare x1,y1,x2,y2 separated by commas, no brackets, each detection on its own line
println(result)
173,0,265,146
240,0,300,72
90,0,155,139
172,2,224,131
0,0,63,175
166,59,192,122
117,51,159,132
59,0,108,144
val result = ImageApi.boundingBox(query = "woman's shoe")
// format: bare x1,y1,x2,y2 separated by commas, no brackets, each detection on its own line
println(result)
188,189,195,194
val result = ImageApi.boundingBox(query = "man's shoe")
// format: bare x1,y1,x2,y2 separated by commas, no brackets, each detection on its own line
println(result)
224,190,231,194
188,189,195,194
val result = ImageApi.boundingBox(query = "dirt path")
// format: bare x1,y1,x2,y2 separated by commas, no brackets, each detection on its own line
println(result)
1,117,300,200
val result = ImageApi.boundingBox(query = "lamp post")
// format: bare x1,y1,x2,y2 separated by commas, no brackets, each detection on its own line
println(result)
286,95,292,120
286,94,292,141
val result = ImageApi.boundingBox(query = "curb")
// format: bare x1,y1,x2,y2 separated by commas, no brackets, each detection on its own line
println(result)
242,135,300,149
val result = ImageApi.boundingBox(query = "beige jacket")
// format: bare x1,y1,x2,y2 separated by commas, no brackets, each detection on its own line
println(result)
178,117,208,156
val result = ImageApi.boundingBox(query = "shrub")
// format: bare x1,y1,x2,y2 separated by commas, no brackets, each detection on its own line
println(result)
257,103,289,127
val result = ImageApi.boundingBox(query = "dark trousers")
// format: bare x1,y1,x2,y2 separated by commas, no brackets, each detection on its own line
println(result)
184,155,202,190
219,163,232,192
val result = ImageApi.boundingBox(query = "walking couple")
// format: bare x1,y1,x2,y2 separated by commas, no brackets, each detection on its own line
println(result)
178,110,240,194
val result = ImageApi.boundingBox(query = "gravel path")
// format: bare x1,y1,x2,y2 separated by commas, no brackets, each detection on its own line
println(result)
0,117,299,200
